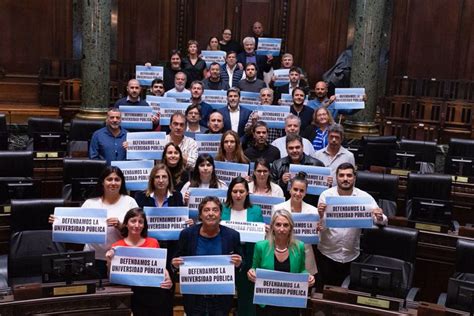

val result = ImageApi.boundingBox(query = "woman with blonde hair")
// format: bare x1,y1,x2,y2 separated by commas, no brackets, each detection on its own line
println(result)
302,106,334,151
248,209,315,315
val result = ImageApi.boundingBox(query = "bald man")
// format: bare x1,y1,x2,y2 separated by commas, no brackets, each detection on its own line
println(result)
114,79,149,107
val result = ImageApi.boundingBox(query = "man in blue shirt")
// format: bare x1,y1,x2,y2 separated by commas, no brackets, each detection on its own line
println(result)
89,108,127,165
114,79,149,107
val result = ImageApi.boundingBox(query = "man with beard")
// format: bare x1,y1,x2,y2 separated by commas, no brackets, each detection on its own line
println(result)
290,87,313,132
307,81,337,115
273,66,309,104
114,79,149,107
165,72,191,95
316,163,387,291
220,51,243,88
244,121,280,163
237,63,266,93
187,81,212,127
218,87,252,137
271,133,324,198
203,62,230,91
89,108,127,165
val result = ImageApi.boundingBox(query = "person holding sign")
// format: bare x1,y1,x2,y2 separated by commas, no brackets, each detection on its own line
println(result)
316,163,387,291
248,209,315,316
272,173,318,280
89,108,128,165
271,133,324,198
49,166,139,278
106,208,173,316
237,37,272,81
181,154,227,205
161,142,189,192
215,130,249,164
222,177,264,316
172,196,242,315
248,158,284,197
273,66,309,105
302,107,334,151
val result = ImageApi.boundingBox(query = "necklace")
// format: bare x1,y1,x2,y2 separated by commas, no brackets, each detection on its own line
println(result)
275,247,288,253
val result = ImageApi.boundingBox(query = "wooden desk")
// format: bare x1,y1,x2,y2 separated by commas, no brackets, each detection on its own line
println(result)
307,293,415,315
0,286,132,315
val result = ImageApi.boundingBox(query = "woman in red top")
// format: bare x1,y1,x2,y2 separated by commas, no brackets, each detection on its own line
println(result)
106,208,173,316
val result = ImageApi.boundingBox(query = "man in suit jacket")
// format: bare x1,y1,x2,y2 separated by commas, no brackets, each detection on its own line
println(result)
217,87,252,137
172,196,242,316
273,66,309,104
237,37,273,80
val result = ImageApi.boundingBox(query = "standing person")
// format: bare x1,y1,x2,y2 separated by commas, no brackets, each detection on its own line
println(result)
189,80,212,127
149,78,165,96
89,108,127,165
134,163,185,208
184,104,207,138
163,50,184,91
272,66,309,104
218,87,252,137
165,113,198,169
316,163,387,291
114,79,149,107
219,28,242,54
290,87,313,131
307,81,337,116
215,130,249,164
160,142,189,192
164,71,191,95
244,121,281,163
50,166,138,278
202,62,230,91
105,208,173,316
271,114,315,158
313,124,355,179
222,177,263,316
247,209,315,316
206,111,225,134
220,51,244,88
237,63,267,93
182,40,206,85
237,37,273,81
248,158,284,197
302,107,334,151
272,173,318,281
180,154,228,205
172,196,243,316
206,36,221,50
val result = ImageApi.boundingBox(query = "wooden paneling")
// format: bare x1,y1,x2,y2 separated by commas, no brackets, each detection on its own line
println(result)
116,0,177,63
286,0,351,87
0,0,72,74
388,0,474,83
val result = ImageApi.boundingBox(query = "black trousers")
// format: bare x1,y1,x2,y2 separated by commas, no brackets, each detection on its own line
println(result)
314,248,356,292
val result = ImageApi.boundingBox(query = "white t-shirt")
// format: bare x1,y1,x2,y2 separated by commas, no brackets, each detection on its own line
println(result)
82,195,138,260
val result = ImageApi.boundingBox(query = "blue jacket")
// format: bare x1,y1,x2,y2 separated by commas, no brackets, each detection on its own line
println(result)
174,224,242,314
217,105,252,137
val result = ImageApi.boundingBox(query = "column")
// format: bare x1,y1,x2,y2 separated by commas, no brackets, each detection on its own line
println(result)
78,0,111,120
344,0,388,137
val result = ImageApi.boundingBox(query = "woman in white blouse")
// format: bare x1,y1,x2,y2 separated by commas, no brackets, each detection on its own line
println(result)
248,158,284,197
181,153,227,204
272,172,318,277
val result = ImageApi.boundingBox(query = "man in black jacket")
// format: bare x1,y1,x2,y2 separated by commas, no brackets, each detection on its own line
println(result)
271,133,324,199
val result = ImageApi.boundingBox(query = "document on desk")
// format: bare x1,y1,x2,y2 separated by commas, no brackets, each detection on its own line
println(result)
52,207,107,244
110,247,167,287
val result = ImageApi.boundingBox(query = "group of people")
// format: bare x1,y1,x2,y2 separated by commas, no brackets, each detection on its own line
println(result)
79,21,384,316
